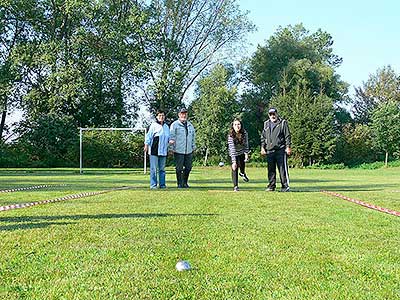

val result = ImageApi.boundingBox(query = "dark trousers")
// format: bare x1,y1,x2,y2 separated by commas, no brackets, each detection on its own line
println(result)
231,154,246,187
174,153,193,187
267,148,289,189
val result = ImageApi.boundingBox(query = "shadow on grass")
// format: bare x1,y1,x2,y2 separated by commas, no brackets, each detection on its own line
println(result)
0,169,146,176
0,222,75,231
0,213,217,232
0,179,151,191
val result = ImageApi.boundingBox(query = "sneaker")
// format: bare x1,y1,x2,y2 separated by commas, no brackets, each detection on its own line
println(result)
233,186,239,192
280,187,290,192
265,187,275,192
183,183,190,188
239,173,249,182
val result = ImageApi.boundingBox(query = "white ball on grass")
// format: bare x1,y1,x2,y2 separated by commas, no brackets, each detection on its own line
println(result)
176,260,191,271
218,161,225,167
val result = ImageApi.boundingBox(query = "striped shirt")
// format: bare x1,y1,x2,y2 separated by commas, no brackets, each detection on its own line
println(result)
228,131,249,163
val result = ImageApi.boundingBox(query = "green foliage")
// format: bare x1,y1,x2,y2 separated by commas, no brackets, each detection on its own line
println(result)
1,125,146,168
191,64,240,165
16,114,79,167
2,2,399,171
241,24,348,154
5,0,148,128
271,91,337,166
140,0,255,118
305,163,347,169
82,130,145,168
351,160,400,169
0,141,30,167
371,101,400,165
356,161,385,170
352,65,400,124
334,124,378,166
0,0,38,139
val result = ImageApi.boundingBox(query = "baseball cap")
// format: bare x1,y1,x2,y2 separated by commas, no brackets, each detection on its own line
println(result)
179,107,188,113
268,108,277,114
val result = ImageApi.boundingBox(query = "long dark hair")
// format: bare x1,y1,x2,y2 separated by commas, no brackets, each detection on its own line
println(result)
229,118,245,145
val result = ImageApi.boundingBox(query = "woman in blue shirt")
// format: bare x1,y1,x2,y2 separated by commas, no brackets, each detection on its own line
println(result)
144,110,170,189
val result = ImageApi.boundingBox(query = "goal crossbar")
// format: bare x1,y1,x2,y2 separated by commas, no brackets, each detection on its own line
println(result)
79,127,147,174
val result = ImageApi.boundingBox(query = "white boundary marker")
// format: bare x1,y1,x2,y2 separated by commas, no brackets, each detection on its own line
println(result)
0,184,67,193
0,186,132,212
79,127,147,175
322,190,400,217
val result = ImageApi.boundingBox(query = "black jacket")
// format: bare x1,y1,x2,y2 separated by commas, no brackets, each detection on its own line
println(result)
261,118,291,152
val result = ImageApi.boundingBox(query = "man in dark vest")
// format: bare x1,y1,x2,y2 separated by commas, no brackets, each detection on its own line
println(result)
260,107,292,192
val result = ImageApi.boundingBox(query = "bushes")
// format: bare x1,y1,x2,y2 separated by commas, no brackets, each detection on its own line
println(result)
82,131,144,168
0,117,146,168
334,124,379,166
305,163,347,170
16,115,79,167
0,142,30,167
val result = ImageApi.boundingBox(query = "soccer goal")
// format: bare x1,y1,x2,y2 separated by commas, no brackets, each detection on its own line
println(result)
79,127,147,174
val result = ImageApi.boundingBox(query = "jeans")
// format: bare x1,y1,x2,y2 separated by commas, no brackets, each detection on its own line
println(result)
149,155,167,188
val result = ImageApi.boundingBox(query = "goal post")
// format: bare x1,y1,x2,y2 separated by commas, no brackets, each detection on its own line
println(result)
79,127,147,174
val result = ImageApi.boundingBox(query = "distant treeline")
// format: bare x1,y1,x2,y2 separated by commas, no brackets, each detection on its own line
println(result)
1,1,399,168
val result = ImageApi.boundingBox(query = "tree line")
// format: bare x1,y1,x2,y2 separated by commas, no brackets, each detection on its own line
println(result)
1,1,399,168
191,25,400,167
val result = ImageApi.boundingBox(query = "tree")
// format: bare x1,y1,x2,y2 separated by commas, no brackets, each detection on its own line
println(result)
16,113,78,166
371,101,400,166
136,0,254,118
191,64,239,165
352,65,400,125
334,124,376,166
271,88,337,166
12,0,148,128
241,24,348,152
0,0,37,140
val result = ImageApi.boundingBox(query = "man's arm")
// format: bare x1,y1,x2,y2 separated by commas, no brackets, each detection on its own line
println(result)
260,122,267,156
283,120,292,155
169,122,176,152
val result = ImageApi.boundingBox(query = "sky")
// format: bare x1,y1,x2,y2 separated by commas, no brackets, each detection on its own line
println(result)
238,0,400,91
5,0,400,128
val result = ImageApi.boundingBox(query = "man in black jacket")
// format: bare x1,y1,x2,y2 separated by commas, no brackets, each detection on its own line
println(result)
260,108,292,192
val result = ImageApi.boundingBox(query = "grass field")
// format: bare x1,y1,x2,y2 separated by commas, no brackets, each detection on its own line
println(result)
0,167,399,299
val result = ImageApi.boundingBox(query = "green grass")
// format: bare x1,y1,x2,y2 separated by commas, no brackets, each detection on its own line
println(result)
0,167,399,299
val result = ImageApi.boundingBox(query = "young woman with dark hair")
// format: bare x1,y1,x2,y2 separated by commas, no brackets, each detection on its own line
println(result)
228,118,250,192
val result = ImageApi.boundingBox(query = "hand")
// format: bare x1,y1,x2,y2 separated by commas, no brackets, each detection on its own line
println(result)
286,147,292,156
144,144,148,153
231,162,237,170
260,147,266,156
244,153,249,162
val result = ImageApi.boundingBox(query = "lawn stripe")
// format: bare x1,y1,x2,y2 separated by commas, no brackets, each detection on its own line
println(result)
0,186,131,212
0,184,67,193
322,190,400,217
